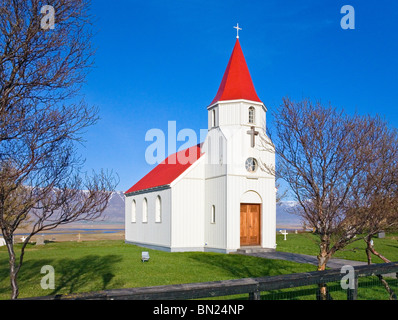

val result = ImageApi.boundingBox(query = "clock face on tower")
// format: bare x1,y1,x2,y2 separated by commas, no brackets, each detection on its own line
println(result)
245,157,258,173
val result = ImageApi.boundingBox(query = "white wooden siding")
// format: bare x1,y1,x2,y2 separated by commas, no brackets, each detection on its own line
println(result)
170,156,205,250
125,188,171,248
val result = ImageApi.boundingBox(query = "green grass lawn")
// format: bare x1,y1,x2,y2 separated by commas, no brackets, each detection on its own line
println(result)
0,240,315,300
270,232,398,300
276,231,398,263
1,234,397,300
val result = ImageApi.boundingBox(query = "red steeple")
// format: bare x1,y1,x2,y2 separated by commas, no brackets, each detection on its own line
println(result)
210,39,261,105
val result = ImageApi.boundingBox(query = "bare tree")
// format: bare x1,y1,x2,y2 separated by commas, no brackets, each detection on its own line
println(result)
353,132,398,264
275,180,288,204
260,97,398,299
351,132,398,299
0,0,118,299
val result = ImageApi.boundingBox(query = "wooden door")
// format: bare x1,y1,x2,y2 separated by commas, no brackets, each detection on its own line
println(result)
240,204,260,246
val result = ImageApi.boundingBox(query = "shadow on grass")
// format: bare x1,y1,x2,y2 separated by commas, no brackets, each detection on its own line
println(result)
50,255,122,295
0,254,122,298
0,257,52,298
185,253,312,279
385,244,398,251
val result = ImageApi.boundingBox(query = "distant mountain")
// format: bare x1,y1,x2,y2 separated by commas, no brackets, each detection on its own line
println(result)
64,190,125,226
276,201,302,228
97,191,125,224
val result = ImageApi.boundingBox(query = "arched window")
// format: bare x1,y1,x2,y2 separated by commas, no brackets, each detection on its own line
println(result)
131,199,136,223
211,205,216,224
212,109,216,128
142,198,148,223
155,195,162,223
248,107,255,124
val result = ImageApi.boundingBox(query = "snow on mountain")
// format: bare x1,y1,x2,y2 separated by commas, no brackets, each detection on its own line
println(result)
276,201,302,228
69,190,126,225
99,191,125,223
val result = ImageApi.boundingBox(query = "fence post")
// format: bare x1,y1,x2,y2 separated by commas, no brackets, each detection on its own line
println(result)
249,291,261,300
347,276,358,300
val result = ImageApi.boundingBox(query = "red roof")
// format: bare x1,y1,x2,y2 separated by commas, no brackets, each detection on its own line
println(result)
125,144,203,194
210,39,261,105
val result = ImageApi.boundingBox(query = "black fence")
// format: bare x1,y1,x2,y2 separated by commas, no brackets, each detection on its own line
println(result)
26,262,398,300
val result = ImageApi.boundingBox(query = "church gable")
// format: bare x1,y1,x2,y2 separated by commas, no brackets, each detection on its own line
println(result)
125,144,203,195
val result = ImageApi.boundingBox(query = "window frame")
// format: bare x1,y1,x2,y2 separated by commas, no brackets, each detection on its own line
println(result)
155,195,162,223
248,106,255,124
211,205,216,224
245,157,258,173
131,199,136,223
142,198,148,223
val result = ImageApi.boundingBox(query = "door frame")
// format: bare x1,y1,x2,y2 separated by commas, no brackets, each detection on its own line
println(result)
240,203,262,247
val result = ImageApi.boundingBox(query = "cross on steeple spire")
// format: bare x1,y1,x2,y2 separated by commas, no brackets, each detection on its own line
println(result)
233,23,242,39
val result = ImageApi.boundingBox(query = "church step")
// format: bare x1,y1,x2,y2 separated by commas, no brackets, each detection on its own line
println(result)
235,247,276,254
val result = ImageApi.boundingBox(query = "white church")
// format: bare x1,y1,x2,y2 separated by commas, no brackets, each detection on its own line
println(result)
125,32,276,253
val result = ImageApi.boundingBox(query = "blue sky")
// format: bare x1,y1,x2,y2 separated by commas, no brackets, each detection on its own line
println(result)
77,0,398,192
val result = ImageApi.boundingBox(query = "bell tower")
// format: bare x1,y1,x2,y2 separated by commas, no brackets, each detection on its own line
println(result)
202,30,276,253
207,37,266,130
